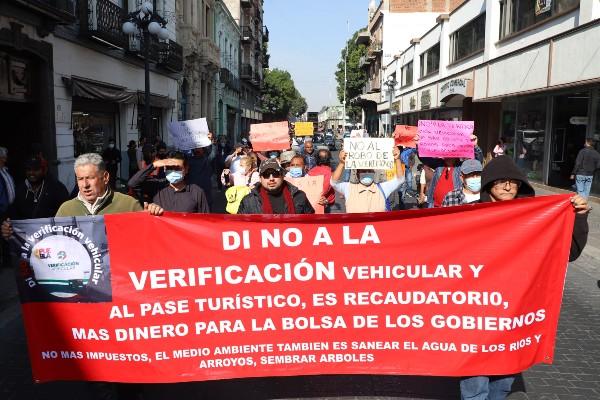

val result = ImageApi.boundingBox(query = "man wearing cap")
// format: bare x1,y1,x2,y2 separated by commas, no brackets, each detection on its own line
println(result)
441,159,483,206
8,157,69,219
237,159,314,214
279,150,296,171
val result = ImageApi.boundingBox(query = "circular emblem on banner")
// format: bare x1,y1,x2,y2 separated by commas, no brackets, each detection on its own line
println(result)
29,235,92,298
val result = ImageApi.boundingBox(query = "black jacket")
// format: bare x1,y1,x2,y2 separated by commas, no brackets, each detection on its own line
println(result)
238,183,315,215
10,177,70,219
572,146,600,176
481,155,588,262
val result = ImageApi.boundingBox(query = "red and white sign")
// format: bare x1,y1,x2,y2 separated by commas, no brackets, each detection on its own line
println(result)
18,195,575,383
250,121,290,151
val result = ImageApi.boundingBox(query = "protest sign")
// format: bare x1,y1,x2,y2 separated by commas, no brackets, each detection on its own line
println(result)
393,125,417,148
294,122,314,137
249,122,290,151
168,118,211,150
12,195,574,383
343,138,395,170
417,120,474,159
285,175,324,214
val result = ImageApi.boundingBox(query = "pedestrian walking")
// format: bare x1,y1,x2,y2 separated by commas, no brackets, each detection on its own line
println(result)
0,146,16,219
126,140,138,179
102,139,121,189
330,145,403,213
459,155,590,400
8,156,69,219
441,159,483,206
237,159,314,214
152,151,209,213
570,138,600,198
187,133,218,209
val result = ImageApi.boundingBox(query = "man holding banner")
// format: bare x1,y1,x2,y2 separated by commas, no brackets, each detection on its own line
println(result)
459,155,590,400
237,159,314,215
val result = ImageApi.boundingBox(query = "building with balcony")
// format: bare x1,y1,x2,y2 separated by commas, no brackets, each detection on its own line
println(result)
354,0,457,135
380,0,600,195
177,0,219,131
1,0,181,188
215,0,241,142
223,0,265,135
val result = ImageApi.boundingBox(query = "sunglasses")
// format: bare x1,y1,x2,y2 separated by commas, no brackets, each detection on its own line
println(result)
261,170,282,179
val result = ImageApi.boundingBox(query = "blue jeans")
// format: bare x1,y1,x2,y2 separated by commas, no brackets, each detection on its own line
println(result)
460,375,515,400
575,175,593,198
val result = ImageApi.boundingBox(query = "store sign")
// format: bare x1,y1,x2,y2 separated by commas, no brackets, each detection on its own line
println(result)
421,90,431,110
440,79,468,101
569,116,588,126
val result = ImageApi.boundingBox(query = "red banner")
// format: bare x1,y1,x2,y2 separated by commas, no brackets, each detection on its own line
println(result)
19,195,575,383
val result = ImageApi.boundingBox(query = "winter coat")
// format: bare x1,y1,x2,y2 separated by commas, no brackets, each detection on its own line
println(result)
237,182,315,215
481,155,587,262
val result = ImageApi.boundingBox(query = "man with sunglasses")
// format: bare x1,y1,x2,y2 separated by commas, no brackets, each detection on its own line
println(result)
237,159,314,214
151,151,209,213
460,155,590,400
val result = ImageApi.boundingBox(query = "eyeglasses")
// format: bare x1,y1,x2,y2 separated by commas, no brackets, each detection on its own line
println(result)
492,179,521,188
261,170,282,179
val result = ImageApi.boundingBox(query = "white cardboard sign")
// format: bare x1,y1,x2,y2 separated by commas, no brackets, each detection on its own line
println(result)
168,118,211,150
343,138,394,170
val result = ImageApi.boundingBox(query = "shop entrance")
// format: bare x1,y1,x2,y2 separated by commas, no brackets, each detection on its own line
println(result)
548,93,589,188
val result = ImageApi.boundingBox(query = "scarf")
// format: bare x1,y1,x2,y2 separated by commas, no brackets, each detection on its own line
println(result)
259,184,296,214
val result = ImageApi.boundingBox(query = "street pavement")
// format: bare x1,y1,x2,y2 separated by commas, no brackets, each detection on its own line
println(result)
0,174,598,399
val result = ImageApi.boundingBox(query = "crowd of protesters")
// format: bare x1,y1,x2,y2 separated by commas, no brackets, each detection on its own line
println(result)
0,127,593,400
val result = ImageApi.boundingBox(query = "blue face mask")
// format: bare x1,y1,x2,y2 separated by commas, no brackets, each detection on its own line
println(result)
359,173,374,186
289,167,303,178
465,176,482,193
268,152,279,159
166,170,184,184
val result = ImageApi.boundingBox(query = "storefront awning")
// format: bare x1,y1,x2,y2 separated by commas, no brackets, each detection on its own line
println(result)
64,77,137,104
137,92,175,109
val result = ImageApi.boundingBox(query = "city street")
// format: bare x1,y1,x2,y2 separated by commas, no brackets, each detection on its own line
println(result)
0,181,598,400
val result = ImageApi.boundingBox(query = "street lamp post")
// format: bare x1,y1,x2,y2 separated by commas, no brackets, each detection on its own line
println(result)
383,75,398,138
122,2,170,142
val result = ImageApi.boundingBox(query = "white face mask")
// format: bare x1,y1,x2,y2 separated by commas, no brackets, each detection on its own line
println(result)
359,173,375,186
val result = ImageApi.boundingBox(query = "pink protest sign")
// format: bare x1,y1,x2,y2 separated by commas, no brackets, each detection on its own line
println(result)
285,175,325,214
250,121,290,151
417,120,474,159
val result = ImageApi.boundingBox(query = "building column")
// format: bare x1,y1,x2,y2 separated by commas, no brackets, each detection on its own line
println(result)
437,14,450,77
484,0,501,61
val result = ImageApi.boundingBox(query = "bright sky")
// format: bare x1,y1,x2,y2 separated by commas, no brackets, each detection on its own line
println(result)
264,0,368,112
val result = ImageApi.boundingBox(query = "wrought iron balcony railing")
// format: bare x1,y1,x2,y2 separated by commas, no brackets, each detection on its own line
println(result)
263,26,269,42
241,64,253,80
14,0,76,23
79,0,128,49
241,26,253,43
158,40,183,72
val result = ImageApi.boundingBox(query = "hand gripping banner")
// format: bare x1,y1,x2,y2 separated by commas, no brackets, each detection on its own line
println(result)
11,195,575,383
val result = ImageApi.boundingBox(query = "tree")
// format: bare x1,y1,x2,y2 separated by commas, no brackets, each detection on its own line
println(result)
335,29,368,123
261,68,307,121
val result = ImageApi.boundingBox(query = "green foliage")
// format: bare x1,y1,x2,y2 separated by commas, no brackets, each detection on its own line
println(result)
335,29,368,122
261,68,307,120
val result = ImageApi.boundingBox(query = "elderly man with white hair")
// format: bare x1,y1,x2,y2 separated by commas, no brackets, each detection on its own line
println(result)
0,147,15,218
2,153,163,239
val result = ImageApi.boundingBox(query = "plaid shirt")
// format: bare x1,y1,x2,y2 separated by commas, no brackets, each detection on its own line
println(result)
441,188,466,207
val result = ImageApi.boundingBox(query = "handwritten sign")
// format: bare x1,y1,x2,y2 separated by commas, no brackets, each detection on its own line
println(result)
168,118,210,150
417,120,474,159
394,125,417,148
285,175,324,214
343,138,394,170
294,122,314,137
250,121,290,151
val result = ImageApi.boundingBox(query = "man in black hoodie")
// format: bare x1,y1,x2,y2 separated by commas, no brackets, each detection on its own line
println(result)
461,155,589,400
570,138,600,198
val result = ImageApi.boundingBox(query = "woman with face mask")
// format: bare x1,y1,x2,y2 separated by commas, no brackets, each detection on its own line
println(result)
150,151,209,213
330,146,403,213
441,159,483,206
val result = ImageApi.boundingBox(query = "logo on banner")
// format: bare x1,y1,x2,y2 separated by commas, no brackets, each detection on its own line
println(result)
18,224,112,302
